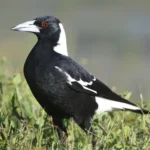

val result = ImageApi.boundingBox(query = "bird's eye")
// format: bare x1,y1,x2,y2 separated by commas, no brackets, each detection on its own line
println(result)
41,22,49,28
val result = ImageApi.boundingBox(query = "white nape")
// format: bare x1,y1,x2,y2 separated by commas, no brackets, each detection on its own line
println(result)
55,66,97,94
95,97,141,114
53,23,68,56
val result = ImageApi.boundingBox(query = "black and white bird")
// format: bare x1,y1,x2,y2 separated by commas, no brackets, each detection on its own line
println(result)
12,16,149,147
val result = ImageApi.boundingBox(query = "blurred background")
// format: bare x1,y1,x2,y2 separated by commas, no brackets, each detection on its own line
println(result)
0,0,150,101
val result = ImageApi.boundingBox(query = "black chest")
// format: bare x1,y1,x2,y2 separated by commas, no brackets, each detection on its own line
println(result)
24,39,56,83
23,40,68,100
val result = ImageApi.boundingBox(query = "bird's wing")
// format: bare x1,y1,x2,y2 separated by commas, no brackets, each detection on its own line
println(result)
54,57,114,97
54,56,149,114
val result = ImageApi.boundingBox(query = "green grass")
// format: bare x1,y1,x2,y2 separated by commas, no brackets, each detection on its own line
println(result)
0,59,150,150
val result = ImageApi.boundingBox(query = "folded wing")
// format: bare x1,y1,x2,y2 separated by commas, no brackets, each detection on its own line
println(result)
55,57,149,114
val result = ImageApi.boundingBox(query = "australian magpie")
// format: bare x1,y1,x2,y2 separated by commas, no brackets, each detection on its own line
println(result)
12,16,149,147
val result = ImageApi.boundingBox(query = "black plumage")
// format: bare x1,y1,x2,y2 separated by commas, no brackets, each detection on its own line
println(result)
12,16,149,147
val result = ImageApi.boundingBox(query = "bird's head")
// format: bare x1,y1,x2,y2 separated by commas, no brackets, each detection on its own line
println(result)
12,16,61,37
12,16,68,55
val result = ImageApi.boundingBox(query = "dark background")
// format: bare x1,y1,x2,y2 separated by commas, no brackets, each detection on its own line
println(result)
0,0,150,101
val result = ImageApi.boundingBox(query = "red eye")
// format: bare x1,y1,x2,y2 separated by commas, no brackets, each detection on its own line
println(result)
42,22,49,28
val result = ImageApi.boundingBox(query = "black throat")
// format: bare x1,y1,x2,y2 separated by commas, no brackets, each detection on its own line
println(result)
24,37,58,78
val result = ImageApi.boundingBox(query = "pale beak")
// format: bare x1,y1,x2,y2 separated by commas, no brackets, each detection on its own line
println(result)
12,20,40,33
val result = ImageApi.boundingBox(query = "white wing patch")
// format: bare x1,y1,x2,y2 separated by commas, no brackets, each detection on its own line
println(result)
95,97,141,114
53,23,68,56
55,66,97,94
82,85,97,93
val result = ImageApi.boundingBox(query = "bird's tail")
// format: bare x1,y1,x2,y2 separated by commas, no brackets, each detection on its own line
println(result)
95,96,149,114
127,108,149,114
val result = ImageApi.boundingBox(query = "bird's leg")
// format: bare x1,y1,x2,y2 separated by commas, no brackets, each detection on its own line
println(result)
52,117,68,143
74,116,98,149
88,127,97,149
82,124,97,149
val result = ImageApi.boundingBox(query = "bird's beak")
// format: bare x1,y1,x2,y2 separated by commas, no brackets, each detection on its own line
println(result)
12,20,40,33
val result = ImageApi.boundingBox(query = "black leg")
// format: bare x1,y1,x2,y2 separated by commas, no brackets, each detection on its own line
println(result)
74,116,97,149
52,117,68,143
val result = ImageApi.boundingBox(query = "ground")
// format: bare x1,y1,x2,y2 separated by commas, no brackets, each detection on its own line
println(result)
0,59,150,150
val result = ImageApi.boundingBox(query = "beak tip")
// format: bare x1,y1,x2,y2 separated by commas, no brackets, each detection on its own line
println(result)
11,26,17,31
